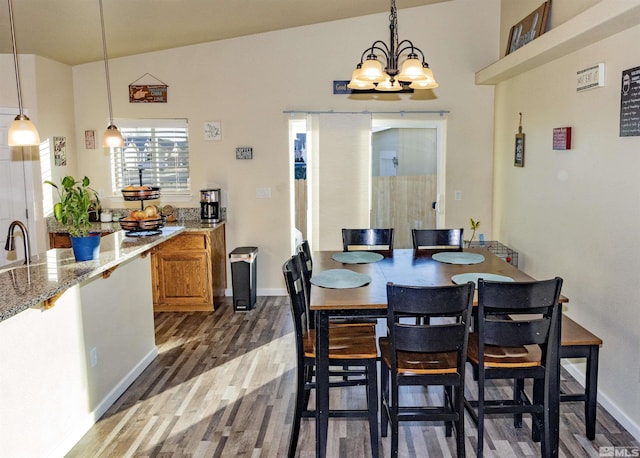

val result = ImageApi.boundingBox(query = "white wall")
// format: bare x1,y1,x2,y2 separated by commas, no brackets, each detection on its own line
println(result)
493,11,640,439
69,0,500,290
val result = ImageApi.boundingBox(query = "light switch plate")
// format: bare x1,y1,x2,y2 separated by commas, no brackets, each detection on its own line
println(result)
256,187,271,198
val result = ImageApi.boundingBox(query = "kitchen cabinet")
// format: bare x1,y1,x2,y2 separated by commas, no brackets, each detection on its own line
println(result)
151,225,226,311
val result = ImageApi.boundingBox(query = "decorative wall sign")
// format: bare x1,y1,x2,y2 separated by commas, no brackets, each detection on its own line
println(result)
514,113,525,167
128,73,168,103
84,130,96,149
505,1,550,55
620,65,640,137
236,146,253,160
577,64,605,92
204,121,222,141
54,136,67,166
552,127,572,150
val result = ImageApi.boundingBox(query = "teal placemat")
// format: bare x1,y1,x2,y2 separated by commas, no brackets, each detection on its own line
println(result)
432,252,485,265
451,273,514,287
310,269,372,289
332,251,384,264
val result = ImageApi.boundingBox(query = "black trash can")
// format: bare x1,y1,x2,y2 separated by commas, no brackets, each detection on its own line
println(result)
229,246,258,311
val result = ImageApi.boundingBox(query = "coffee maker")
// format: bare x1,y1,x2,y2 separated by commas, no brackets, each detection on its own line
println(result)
200,189,221,223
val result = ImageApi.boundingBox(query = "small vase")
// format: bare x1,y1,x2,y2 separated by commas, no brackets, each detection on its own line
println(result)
70,233,101,261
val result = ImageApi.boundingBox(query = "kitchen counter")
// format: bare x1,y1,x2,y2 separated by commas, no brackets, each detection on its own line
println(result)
46,218,225,234
0,225,188,323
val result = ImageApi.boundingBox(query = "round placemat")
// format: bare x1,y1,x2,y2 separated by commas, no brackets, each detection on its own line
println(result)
451,273,514,287
331,251,384,264
432,252,485,265
310,269,372,289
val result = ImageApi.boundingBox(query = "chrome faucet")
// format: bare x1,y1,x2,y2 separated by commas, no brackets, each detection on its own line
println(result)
4,220,31,266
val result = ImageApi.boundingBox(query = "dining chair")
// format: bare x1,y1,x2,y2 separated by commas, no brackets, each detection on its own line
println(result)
342,228,394,253
464,277,564,458
411,228,463,251
297,239,377,330
380,281,475,458
282,255,379,458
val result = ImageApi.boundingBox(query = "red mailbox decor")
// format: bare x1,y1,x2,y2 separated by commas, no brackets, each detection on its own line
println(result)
552,127,572,150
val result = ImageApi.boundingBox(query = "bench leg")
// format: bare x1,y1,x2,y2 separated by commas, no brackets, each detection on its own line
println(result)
585,346,599,440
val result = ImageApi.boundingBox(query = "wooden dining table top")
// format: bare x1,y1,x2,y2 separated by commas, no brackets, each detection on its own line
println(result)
310,248,568,311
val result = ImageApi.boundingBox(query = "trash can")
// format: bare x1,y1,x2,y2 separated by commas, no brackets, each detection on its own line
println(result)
229,246,258,311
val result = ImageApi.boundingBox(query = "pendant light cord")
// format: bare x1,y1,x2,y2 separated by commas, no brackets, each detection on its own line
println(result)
8,0,24,115
99,0,114,125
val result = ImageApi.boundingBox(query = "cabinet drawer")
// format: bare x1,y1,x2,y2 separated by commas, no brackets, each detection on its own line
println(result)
160,232,207,251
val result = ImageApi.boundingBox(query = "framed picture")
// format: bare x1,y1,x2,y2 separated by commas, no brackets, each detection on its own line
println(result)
505,1,550,55
54,136,67,166
514,133,525,167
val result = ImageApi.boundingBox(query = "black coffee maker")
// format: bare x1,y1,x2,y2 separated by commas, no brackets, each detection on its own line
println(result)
200,189,221,222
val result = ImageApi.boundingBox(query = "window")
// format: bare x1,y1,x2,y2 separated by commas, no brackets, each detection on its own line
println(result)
111,118,190,194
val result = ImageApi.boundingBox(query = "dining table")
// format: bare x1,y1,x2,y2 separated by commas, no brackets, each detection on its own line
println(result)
309,247,568,458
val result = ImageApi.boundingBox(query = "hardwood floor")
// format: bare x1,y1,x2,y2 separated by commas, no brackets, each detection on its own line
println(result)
67,296,638,457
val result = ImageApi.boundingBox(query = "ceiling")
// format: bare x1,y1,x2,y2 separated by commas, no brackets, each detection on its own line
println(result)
0,0,448,66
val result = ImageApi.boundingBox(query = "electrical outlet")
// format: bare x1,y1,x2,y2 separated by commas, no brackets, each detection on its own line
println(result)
90,347,98,368
454,190,462,201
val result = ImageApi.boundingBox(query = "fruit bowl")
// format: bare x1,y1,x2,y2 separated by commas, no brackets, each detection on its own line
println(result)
119,216,163,232
121,186,160,201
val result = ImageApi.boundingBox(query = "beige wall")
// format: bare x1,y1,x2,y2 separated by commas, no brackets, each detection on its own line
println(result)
68,0,500,291
493,3,640,438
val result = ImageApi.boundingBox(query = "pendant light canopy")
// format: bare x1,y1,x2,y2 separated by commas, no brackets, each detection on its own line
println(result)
348,0,438,92
99,0,123,148
7,0,40,147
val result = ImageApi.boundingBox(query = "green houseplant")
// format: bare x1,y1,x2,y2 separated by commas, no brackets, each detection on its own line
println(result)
46,175,101,260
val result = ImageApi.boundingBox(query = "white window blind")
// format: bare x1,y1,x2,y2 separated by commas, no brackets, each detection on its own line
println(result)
111,118,190,194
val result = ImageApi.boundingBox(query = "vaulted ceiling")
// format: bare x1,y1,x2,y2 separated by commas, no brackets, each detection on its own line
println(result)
0,0,448,66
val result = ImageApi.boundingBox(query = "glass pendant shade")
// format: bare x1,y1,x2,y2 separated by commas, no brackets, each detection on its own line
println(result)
8,115,40,146
348,79,375,90
409,67,438,89
375,76,402,92
397,57,427,82
360,58,386,82
103,124,124,148
348,66,375,90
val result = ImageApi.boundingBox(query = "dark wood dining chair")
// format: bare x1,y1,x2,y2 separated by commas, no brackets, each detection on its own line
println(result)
282,255,379,458
342,228,394,253
380,281,474,458
464,277,563,458
297,239,375,329
412,228,463,251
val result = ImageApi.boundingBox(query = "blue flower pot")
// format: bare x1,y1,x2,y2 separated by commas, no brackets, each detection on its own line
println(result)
70,233,101,261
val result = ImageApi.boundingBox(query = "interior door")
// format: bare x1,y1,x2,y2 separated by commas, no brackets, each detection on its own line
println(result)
370,117,445,249
0,111,36,267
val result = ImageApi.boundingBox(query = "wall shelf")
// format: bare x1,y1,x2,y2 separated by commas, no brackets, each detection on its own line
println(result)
476,1,640,85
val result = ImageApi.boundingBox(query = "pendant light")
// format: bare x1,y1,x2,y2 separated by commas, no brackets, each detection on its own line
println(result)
99,0,123,148
7,0,40,146
348,0,438,92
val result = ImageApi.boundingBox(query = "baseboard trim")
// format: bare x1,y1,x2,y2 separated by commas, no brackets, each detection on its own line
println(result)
49,347,159,458
563,360,640,442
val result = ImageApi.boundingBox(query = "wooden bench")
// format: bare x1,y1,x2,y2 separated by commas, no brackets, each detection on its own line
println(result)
560,315,603,440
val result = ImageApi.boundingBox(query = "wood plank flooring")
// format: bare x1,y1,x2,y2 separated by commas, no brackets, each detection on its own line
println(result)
67,296,639,457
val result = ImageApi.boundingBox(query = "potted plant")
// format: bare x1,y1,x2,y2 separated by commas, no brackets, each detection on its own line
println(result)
45,175,101,261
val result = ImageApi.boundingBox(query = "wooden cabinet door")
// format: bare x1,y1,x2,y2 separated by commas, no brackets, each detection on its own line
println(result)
151,231,217,311
152,249,213,311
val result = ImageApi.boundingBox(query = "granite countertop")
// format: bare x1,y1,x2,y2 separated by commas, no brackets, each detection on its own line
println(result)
47,218,225,233
0,226,191,323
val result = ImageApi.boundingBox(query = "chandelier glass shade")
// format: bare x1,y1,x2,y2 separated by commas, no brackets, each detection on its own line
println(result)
7,0,41,147
348,0,438,92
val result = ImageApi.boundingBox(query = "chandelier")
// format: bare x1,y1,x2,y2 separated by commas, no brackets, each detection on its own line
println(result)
348,0,438,92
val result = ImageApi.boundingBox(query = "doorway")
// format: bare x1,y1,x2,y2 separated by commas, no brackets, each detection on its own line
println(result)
371,117,445,248
289,113,446,251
